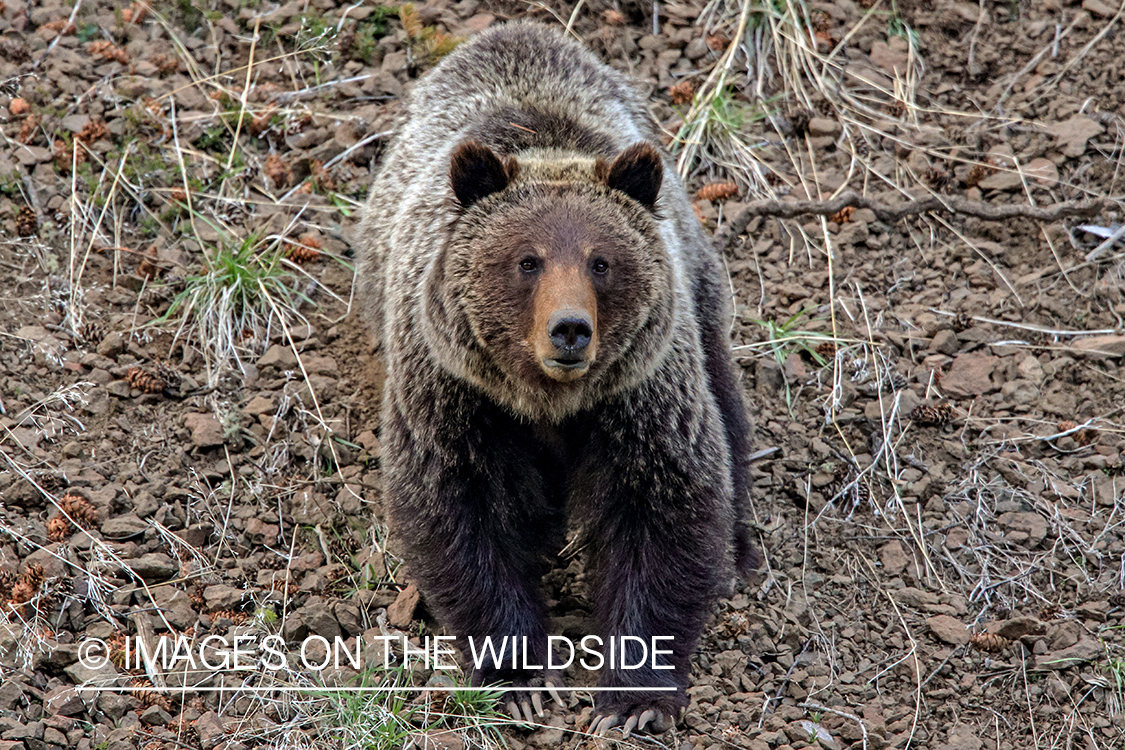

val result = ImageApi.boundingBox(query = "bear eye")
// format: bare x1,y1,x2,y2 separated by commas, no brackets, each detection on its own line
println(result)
591,258,610,275
519,256,540,273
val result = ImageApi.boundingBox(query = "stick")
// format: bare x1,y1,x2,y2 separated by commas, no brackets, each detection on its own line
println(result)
717,191,1110,249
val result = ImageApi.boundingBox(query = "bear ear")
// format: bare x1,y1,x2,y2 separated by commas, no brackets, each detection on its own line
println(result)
450,141,517,208
597,142,663,210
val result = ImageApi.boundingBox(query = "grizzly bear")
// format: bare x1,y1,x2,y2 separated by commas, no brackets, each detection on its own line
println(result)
355,21,757,736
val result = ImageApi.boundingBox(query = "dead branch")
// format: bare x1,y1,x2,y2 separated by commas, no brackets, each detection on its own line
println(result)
718,191,1112,249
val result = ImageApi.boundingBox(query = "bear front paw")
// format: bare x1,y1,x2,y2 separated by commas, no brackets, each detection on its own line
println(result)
476,671,564,725
587,691,684,737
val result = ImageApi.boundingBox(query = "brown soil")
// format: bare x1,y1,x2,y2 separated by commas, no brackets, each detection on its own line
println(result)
1,0,1124,749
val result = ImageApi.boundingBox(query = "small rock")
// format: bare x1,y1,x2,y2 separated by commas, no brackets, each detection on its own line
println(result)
14,145,52,166
1035,637,1102,669
258,345,298,370
203,584,246,611
788,721,842,750
64,657,120,687
140,705,173,725
998,511,1048,547
930,329,959,356
926,615,969,645
869,39,909,74
61,114,90,133
941,353,999,398
1082,0,1116,17
994,616,1046,640
297,601,341,640
96,331,126,358
0,681,23,710
1047,115,1104,158
101,514,148,539
184,413,225,448
129,553,177,580
939,723,982,750
782,352,806,382
895,587,939,609
1075,600,1108,622
1023,158,1058,186
977,169,1023,191
879,540,910,576
244,517,279,545
149,587,196,629
807,117,840,137
1000,379,1039,406
1069,334,1125,358
196,711,225,750
242,394,276,416
44,687,85,716
388,583,421,628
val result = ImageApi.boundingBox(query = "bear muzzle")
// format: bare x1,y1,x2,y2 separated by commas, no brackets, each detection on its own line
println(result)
540,309,596,381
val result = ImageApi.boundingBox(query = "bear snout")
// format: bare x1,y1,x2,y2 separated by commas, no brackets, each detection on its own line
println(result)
548,311,593,354
540,307,595,381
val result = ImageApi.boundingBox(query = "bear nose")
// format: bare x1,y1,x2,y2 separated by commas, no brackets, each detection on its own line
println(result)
548,311,593,353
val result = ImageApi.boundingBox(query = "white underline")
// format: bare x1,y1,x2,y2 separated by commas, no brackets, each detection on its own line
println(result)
74,686,676,693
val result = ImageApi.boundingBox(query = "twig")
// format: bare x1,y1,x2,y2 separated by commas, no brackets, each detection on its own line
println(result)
270,74,373,103
321,128,393,171
33,0,83,69
1084,223,1125,262
718,192,1110,249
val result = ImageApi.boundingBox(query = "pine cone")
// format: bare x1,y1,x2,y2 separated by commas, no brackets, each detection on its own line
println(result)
188,583,206,610
964,162,992,188
830,206,855,224
815,340,837,361
0,569,15,599
76,320,104,346
210,608,248,624
719,610,750,638
910,403,954,427
287,234,322,263
328,536,359,561
155,363,181,393
969,632,1010,653
127,366,166,394
46,516,69,543
696,182,739,202
131,678,172,711
667,79,694,105
1109,592,1125,608
22,563,45,589
60,490,98,526
952,312,973,332
15,205,38,237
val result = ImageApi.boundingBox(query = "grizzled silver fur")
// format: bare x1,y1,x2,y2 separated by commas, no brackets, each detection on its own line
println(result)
355,21,757,732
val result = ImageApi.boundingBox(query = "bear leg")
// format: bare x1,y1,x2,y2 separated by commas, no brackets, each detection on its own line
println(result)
574,379,734,734
382,398,564,719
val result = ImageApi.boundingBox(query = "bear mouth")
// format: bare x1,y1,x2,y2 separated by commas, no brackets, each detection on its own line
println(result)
541,357,591,381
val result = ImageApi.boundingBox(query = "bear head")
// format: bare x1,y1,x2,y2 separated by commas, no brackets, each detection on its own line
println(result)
424,140,677,421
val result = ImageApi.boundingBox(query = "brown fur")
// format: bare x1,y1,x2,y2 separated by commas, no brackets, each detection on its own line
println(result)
354,21,759,732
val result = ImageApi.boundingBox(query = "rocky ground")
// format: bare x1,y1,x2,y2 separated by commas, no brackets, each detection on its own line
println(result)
1,0,1125,749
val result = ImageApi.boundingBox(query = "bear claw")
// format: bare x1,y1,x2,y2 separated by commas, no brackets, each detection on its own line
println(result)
544,680,565,708
588,708,672,737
